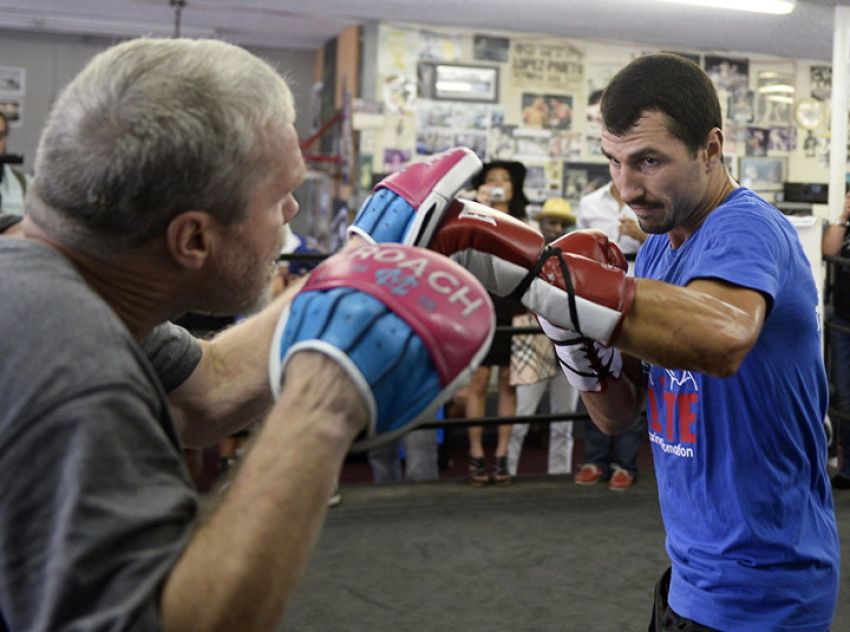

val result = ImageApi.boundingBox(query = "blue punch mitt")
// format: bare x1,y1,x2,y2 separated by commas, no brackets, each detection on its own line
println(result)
347,147,481,246
269,243,495,450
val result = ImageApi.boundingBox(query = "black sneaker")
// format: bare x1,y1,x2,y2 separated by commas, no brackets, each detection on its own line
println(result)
831,473,850,490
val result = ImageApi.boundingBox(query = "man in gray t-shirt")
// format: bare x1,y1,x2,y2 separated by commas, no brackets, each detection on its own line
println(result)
0,36,490,629
0,239,201,628
0,40,374,631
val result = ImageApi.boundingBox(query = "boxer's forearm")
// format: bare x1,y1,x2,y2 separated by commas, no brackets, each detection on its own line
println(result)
161,353,366,631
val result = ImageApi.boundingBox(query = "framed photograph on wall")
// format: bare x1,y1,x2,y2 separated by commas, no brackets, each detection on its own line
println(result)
561,161,610,203
418,62,499,103
739,156,786,191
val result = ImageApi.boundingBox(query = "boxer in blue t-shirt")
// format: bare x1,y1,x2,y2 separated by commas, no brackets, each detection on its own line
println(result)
539,53,838,631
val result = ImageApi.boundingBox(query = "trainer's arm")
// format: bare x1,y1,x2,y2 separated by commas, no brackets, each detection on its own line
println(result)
169,239,366,448
161,352,367,631
168,277,306,448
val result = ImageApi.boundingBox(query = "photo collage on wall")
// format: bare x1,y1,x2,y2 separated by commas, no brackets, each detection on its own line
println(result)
366,24,619,207
701,54,810,196
368,24,834,210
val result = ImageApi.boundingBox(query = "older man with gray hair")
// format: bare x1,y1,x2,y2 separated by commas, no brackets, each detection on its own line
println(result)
0,38,493,630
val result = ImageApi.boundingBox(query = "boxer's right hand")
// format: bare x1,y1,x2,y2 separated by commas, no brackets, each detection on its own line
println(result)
428,203,634,345
269,243,495,451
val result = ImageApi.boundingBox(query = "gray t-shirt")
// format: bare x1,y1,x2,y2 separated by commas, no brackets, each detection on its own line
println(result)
141,321,203,393
0,239,200,630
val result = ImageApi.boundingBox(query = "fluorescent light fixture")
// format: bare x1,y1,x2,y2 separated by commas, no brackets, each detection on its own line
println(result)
655,0,795,15
0,12,217,39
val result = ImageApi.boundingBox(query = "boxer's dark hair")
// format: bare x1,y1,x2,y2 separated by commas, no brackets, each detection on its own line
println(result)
601,53,722,156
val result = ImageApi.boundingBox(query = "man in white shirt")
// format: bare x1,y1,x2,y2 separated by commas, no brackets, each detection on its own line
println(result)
576,180,645,262
573,180,646,490
0,111,30,215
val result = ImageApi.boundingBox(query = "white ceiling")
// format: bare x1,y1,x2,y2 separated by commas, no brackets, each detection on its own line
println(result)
0,0,845,60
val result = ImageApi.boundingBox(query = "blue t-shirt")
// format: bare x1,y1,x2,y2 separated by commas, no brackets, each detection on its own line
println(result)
635,188,839,631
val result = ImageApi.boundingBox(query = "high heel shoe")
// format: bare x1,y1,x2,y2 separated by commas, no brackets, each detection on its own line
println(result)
468,456,490,487
492,455,512,486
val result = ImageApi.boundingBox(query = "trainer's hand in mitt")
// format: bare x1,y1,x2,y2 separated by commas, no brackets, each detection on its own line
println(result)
347,147,482,246
269,243,495,450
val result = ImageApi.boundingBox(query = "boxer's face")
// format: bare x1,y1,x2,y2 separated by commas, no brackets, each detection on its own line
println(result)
601,110,707,236
207,123,305,314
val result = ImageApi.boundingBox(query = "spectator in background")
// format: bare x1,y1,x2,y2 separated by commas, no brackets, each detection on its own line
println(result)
574,180,646,490
823,191,850,490
508,197,579,477
0,111,31,215
577,180,646,267
466,161,528,486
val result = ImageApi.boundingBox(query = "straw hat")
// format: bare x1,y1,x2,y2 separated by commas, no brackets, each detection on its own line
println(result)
538,197,575,224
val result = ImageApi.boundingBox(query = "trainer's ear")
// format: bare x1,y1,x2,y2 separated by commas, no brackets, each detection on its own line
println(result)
165,210,216,270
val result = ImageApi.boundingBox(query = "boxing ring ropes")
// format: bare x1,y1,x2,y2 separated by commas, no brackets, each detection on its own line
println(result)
280,250,850,439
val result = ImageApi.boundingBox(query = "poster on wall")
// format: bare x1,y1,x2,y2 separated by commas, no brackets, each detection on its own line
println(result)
0,66,25,126
704,55,749,97
561,162,610,204
418,29,463,62
549,130,582,160
473,34,510,63
416,130,454,156
803,129,818,158
725,89,755,124
745,126,770,157
768,126,796,152
544,160,564,196
755,69,794,126
810,65,831,102
416,130,488,159
383,148,412,173
381,74,417,113
417,100,496,131
379,25,422,76
521,93,573,129
378,112,416,172
513,128,552,160
524,162,549,202
739,156,785,191
489,124,518,160
511,40,584,91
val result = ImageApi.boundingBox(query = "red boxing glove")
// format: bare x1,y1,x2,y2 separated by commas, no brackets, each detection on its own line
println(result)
427,201,634,344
